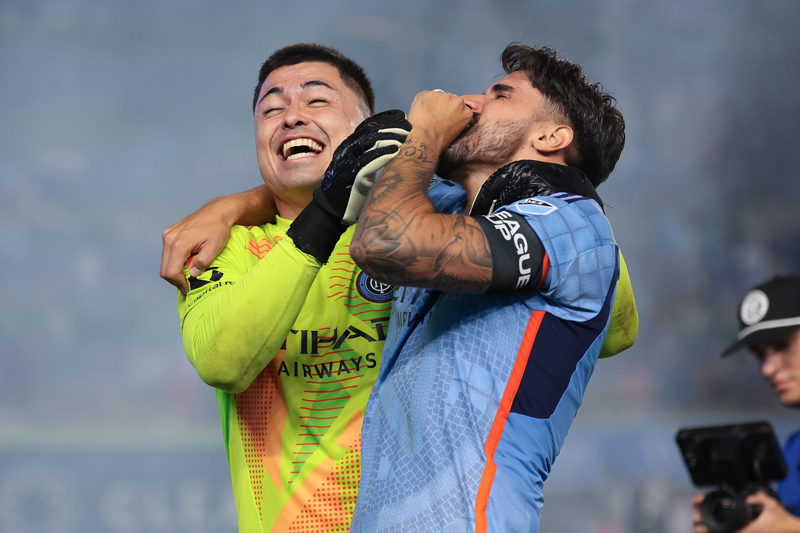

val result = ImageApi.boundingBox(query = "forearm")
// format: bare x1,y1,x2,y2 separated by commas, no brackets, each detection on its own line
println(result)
224,184,277,226
351,137,492,292
181,240,319,393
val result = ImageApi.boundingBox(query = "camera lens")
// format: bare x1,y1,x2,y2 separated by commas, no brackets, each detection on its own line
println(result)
699,489,756,533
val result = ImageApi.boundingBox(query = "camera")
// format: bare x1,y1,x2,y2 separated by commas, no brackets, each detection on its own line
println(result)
676,421,787,533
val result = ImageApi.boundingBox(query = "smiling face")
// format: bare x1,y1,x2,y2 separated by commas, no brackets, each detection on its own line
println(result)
438,71,550,177
254,61,368,218
753,328,800,407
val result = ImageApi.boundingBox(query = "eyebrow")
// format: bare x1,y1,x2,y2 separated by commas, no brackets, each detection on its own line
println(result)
486,83,515,96
259,80,336,106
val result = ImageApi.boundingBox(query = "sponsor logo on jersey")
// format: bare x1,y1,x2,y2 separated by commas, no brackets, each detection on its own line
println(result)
188,267,224,291
356,272,394,303
509,198,556,216
281,322,388,354
276,353,378,379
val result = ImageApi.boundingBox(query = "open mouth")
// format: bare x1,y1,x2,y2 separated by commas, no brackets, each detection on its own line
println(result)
281,138,324,161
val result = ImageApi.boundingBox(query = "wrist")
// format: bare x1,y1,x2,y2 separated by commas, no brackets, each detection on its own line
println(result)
231,185,277,226
195,196,239,228
407,128,447,156
286,194,346,263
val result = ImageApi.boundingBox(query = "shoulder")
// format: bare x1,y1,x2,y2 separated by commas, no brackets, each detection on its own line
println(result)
498,193,613,243
501,192,603,218
785,429,800,452
220,223,285,259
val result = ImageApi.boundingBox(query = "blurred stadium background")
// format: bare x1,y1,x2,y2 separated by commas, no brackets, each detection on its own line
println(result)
2,1,800,531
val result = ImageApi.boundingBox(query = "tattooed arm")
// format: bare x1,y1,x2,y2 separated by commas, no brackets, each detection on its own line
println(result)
350,91,493,293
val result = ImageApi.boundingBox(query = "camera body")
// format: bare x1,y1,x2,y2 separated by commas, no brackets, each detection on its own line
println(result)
676,421,787,533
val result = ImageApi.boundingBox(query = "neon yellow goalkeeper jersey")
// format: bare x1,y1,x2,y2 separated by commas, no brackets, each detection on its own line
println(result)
178,217,392,532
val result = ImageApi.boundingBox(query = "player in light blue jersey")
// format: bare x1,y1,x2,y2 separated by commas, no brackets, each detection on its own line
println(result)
350,44,632,532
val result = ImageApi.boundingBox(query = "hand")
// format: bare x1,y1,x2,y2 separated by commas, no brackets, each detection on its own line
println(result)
316,109,411,224
160,199,239,295
161,187,277,295
738,492,800,533
406,90,473,155
691,494,711,533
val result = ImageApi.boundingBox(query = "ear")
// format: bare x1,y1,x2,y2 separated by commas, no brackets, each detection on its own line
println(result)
530,123,573,155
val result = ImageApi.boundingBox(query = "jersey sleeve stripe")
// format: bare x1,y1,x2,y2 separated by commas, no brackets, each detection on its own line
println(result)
474,309,545,533
534,252,550,289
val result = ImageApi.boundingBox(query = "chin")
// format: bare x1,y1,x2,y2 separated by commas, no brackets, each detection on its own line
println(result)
280,166,326,188
779,394,800,408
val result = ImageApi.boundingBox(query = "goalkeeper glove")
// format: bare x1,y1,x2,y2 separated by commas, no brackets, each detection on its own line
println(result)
287,110,412,262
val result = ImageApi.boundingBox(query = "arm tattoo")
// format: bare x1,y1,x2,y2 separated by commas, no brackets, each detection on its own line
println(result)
350,139,492,293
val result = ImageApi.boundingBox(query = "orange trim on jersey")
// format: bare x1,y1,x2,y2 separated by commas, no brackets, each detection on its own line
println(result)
341,302,372,309
534,252,550,289
474,309,545,533
246,237,275,259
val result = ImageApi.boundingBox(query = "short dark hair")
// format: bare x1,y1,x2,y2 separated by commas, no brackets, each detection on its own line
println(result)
252,43,375,115
501,43,625,186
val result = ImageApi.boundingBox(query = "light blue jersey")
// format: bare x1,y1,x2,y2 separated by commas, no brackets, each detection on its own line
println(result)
351,182,620,533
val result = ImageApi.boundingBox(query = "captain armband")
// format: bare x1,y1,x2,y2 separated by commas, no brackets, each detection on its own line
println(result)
474,210,545,291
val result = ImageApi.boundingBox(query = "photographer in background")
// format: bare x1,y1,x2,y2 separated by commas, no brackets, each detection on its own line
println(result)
692,275,800,533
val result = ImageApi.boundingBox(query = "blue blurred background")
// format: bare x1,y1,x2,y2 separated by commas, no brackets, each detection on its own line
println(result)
2,1,800,531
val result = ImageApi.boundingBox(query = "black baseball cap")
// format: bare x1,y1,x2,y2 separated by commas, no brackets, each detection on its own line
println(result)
722,275,800,356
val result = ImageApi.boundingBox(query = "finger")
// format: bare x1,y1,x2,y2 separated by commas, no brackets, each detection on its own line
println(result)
160,225,181,279
189,236,228,277
359,144,401,168
162,236,195,289
163,254,189,296
342,174,374,225
354,110,409,136
373,130,409,141
376,126,411,136
160,232,173,280
366,133,406,150
745,492,771,505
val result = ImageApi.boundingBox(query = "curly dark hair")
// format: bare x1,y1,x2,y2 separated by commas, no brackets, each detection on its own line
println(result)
252,43,375,116
501,43,625,186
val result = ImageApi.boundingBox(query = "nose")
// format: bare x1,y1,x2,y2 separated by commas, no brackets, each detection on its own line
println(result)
761,349,782,378
460,93,486,114
282,99,307,129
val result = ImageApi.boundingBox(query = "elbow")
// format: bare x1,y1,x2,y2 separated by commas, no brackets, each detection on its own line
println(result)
194,353,252,394
349,239,381,279
350,237,404,286
349,238,368,269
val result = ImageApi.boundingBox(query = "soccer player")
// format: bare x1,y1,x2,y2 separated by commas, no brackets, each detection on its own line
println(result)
175,43,409,532
347,44,627,532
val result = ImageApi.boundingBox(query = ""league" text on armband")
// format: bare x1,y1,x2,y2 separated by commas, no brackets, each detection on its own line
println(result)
477,210,545,291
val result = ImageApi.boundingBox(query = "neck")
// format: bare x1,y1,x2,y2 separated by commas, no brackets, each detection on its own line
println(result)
447,162,501,212
450,152,569,211
273,189,313,220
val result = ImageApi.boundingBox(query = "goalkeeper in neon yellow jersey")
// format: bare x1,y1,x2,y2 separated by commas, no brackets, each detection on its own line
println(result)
167,43,637,533
177,44,411,533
